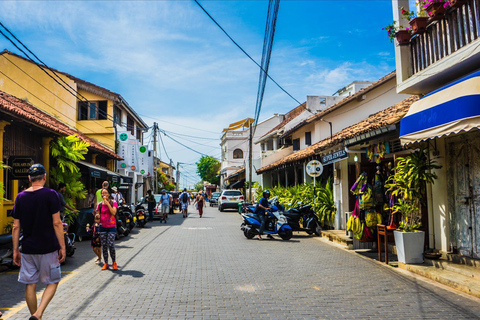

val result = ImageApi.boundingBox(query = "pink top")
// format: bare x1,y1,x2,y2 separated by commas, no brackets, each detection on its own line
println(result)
96,201,118,228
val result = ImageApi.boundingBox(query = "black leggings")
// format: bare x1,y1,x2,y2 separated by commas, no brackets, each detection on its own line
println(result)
100,232,116,263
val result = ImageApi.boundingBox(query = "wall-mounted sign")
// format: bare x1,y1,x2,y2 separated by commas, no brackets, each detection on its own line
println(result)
306,160,323,178
321,149,347,165
8,156,35,179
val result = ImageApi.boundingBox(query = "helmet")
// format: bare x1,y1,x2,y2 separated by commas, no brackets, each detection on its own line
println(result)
28,163,46,177
263,190,271,198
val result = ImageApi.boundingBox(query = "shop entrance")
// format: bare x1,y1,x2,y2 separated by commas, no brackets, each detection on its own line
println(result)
448,131,480,259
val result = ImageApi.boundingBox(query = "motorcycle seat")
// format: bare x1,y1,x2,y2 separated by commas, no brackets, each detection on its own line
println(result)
0,234,13,245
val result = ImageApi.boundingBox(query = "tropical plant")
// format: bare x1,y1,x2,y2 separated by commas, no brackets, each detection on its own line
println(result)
156,169,175,191
254,178,336,228
385,147,441,232
50,135,89,219
3,221,13,234
196,156,221,185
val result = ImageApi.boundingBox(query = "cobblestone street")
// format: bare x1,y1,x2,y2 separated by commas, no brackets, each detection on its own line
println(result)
1,205,480,320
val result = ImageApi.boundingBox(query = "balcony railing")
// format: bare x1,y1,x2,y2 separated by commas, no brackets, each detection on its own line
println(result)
410,0,480,75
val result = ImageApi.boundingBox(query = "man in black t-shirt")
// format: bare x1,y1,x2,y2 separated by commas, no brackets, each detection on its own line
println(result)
12,163,66,320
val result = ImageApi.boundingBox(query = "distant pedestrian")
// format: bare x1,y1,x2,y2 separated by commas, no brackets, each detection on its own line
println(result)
194,190,206,218
96,188,118,270
86,214,102,264
57,182,77,219
111,186,124,204
94,181,109,214
12,163,66,320
146,189,156,221
158,189,171,223
179,188,190,218
87,188,95,208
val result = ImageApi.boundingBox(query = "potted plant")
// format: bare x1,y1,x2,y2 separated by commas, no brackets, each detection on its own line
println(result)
385,148,441,264
401,3,429,35
423,0,449,21
383,21,411,45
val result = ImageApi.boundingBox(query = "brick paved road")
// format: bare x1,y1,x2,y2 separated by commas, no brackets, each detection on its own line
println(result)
2,205,480,319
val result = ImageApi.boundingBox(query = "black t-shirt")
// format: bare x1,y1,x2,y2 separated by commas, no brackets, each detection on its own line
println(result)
12,188,61,254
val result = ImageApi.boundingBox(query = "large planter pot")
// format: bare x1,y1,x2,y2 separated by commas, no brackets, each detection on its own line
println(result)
426,2,446,21
394,230,425,264
409,17,429,35
395,30,411,45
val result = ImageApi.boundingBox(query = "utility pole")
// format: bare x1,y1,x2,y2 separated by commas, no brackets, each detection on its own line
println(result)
153,122,158,193
248,123,253,202
176,161,180,192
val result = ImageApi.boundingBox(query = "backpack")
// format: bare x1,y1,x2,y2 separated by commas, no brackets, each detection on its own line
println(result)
181,193,189,203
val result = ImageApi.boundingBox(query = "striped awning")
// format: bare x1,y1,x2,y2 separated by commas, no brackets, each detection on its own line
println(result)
400,70,480,145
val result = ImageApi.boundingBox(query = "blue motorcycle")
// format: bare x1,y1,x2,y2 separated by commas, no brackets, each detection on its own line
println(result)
240,198,293,240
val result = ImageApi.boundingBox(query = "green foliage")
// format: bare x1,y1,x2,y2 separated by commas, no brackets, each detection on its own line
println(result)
50,135,89,216
194,181,204,191
385,147,441,232
196,156,220,185
257,178,336,227
3,221,13,234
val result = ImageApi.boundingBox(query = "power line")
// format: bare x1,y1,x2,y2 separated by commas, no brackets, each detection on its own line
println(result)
0,23,138,131
194,0,301,106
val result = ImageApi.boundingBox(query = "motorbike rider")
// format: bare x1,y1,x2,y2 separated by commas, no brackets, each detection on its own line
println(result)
255,190,272,241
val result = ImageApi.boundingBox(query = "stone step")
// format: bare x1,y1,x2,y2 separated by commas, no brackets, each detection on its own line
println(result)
399,262,480,299
320,230,353,248
446,254,480,270
424,258,480,280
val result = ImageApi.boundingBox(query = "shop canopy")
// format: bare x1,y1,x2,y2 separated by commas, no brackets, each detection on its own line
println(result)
78,161,121,182
400,70,480,145
230,179,245,189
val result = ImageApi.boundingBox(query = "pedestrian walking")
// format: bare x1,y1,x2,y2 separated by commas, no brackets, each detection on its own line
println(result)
179,188,190,218
94,181,109,213
111,186,124,204
57,182,77,219
194,190,206,218
96,188,118,270
86,214,102,264
158,189,171,223
11,163,66,320
146,189,156,221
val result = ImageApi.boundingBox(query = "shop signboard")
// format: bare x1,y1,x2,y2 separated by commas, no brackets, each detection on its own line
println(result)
321,149,348,165
137,145,153,176
8,156,35,179
117,130,139,173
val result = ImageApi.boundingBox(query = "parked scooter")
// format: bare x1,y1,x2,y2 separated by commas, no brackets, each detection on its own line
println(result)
240,197,292,240
283,203,321,236
119,200,135,232
116,200,132,237
134,201,147,228
0,233,15,268
63,213,76,259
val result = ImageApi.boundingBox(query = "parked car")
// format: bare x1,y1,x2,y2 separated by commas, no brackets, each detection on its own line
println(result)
218,190,244,212
209,192,221,207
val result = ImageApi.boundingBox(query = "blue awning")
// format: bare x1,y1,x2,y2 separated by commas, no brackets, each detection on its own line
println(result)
400,70,480,145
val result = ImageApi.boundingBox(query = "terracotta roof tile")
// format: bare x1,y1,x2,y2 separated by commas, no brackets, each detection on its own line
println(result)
0,90,121,160
256,95,418,174
226,166,245,180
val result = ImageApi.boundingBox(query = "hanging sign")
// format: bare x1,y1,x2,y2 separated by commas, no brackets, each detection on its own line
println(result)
321,149,348,165
8,156,35,179
306,160,323,177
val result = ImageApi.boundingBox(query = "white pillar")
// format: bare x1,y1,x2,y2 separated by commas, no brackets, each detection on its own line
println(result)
273,138,278,151
393,0,411,85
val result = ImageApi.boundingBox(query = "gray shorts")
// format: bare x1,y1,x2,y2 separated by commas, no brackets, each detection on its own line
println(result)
161,204,169,214
18,251,61,285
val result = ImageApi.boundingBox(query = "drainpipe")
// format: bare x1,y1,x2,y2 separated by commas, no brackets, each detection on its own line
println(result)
320,118,332,141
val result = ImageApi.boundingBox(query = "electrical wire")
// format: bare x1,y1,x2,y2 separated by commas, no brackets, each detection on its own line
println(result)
193,0,300,106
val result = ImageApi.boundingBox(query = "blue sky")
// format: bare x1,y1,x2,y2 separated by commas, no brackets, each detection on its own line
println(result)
0,0,401,188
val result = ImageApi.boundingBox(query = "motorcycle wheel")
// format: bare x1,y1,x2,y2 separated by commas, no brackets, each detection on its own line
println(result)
124,229,130,237
138,220,146,228
314,224,321,236
278,229,293,240
243,229,255,239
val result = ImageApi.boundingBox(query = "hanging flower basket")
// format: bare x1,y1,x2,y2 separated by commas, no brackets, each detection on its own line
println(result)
395,30,411,45
450,0,467,8
409,17,429,35
426,2,446,21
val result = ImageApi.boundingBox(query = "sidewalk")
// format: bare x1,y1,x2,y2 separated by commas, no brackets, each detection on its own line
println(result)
319,229,480,299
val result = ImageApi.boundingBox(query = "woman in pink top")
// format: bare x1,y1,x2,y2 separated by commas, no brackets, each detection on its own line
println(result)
96,188,118,270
